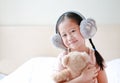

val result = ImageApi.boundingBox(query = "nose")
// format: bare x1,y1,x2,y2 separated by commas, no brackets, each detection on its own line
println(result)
67,34,73,41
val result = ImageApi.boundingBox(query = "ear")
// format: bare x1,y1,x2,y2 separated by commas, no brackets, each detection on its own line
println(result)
62,55,69,67
82,52,90,63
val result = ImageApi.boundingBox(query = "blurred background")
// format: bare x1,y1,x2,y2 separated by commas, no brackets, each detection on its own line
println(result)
0,0,120,74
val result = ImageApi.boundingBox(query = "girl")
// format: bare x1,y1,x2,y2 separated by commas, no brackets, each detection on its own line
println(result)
52,11,108,83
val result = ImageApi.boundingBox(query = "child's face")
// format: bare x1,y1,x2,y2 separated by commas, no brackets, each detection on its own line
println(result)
58,19,85,50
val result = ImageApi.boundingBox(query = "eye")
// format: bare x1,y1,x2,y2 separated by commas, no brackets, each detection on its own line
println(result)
61,34,67,37
71,29,76,33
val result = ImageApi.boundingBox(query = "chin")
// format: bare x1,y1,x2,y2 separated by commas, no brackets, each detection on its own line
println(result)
70,46,78,50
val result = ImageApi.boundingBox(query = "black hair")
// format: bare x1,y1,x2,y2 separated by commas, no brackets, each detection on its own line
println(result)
56,11,105,70
56,12,83,33
89,39,105,70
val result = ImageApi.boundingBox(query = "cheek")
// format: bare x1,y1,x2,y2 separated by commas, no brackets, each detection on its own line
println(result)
78,31,84,39
75,33,85,44
78,36,85,43
75,31,84,40
62,38,69,47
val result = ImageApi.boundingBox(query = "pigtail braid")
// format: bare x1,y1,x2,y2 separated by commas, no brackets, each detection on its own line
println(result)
89,39,105,70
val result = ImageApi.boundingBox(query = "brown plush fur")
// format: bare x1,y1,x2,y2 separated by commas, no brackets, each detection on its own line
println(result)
53,51,90,83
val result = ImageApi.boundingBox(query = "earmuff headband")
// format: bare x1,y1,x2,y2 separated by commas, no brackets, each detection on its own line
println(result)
51,11,97,50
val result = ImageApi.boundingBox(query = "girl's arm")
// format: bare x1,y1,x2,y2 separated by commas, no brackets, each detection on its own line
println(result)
64,64,99,83
97,69,108,83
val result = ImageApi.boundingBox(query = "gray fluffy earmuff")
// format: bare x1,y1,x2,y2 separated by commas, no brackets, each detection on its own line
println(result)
80,18,97,39
51,11,97,50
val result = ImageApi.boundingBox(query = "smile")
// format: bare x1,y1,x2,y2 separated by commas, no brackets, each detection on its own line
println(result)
68,40,77,45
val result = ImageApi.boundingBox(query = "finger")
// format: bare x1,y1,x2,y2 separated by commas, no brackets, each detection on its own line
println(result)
96,67,100,72
86,64,95,69
92,79,95,83
94,67,100,74
94,72,98,77
92,69,99,79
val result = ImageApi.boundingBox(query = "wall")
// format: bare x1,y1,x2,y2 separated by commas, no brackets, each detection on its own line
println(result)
0,0,120,25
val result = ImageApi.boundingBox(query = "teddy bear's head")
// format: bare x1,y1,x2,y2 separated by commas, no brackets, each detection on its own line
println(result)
62,51,90,78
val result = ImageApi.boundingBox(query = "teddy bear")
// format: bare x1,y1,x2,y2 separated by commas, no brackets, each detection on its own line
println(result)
52,51,91,83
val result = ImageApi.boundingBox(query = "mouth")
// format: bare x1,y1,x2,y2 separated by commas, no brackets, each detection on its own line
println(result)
68,40,78,46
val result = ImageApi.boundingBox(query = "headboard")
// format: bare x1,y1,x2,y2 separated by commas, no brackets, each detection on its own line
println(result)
0,25,120,74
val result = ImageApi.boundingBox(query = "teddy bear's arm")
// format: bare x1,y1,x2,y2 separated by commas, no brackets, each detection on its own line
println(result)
53,69,70,83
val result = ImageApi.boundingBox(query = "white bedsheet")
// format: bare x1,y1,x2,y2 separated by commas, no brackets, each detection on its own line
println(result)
0,57,120,83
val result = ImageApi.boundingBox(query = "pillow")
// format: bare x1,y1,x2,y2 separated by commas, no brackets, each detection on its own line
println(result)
105,59,120,83
0,57,56,83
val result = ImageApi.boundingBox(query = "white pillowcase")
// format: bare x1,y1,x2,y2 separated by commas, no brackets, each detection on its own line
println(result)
105,59,120,83
0,57,56,83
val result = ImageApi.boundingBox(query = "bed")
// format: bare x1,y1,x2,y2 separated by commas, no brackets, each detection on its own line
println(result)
0,57,120,83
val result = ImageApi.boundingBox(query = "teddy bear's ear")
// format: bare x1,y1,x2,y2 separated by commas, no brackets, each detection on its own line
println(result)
62,55,69,67
82,52,91,63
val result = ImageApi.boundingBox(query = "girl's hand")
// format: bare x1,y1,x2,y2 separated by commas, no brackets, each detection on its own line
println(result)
80,64,100,83
62,64,100,83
